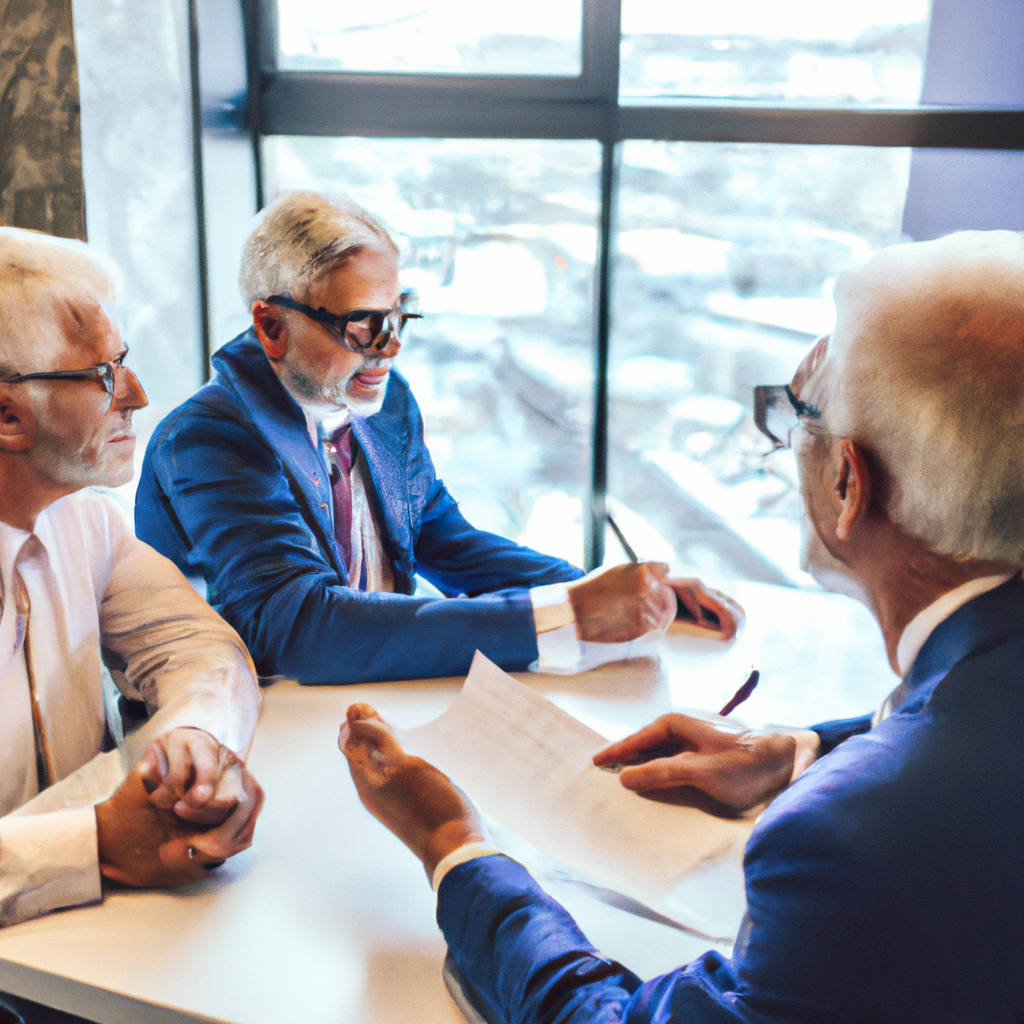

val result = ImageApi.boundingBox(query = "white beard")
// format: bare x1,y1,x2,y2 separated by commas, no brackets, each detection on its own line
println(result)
799,499,869,605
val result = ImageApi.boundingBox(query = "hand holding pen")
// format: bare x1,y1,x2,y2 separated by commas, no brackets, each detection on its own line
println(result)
605,513,743,639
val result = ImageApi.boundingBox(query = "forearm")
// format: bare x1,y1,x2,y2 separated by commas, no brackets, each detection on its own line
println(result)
416,499,584,596
438,857,643,1024
228,580,541,684
102,539,260,761
0,752,125,927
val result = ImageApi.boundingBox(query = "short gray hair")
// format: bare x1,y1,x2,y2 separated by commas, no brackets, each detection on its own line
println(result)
820,230,1024,564
0,227,119,376
238,191,398,307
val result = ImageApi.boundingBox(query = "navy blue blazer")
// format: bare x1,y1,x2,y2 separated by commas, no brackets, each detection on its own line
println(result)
437,577,1024,1024
134,331,583,684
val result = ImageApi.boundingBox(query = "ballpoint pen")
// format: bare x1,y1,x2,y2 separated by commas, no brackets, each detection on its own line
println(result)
605,511,720,628
597,667,762,773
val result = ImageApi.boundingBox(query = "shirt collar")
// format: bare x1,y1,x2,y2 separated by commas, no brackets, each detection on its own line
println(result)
896,572,1017,677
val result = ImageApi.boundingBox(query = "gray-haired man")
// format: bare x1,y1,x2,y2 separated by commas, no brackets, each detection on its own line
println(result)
136,190,740,686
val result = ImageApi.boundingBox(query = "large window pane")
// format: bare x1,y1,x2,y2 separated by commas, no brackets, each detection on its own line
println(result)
263,136,600,566
620,0,932,105
607,141,912,587
276,1,583,76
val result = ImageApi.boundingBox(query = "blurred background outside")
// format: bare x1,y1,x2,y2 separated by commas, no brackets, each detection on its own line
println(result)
73,0,1024,600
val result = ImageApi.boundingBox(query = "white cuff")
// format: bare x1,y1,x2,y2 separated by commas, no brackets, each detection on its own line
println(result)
0,806,103,927
431,842,503,892
532,626,661,675
530,584,575,634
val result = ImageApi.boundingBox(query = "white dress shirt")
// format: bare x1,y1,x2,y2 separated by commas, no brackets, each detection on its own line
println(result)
0,490,260,927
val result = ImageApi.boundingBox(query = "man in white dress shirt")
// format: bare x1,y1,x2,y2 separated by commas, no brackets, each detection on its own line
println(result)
0,226,263,951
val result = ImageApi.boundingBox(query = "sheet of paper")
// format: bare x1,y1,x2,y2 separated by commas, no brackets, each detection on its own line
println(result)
400,652,754,939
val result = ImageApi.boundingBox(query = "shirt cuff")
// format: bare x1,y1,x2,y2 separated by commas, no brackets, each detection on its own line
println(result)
0,806,102,927
431,842,503,892
530,583,576,634
532,625,662,674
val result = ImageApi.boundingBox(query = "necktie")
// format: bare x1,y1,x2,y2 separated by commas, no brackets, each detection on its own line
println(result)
328,422,355,574
14,569,54,792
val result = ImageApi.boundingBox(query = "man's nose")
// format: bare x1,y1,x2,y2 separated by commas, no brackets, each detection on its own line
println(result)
113,366,149,410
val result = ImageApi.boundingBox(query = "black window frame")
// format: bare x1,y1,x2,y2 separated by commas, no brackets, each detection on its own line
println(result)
237,0,1024,569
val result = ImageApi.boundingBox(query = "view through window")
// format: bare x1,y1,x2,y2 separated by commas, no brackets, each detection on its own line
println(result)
260,0,1015,596
263,136,600,564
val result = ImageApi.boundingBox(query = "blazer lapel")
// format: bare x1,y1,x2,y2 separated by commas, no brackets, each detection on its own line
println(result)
350,383,415,587
212,333,348,583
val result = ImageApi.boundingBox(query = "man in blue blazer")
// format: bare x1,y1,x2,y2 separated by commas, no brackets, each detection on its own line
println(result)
135,191,738,685
340,230,1024,1023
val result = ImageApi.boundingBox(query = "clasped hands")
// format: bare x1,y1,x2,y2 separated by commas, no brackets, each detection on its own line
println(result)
568,562,742,643
339,704,818,879
95,727,264,888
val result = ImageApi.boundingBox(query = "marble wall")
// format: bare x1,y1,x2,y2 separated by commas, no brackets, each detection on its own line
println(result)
0,0,86,239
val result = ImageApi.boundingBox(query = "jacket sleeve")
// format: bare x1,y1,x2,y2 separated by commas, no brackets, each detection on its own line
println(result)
438,856,767,1024
807,715,873,755
414,487,585,597
136,408,543,684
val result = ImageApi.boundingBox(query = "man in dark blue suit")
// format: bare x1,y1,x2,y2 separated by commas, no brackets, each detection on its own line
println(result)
340,230,1024,1023
135,192,738,685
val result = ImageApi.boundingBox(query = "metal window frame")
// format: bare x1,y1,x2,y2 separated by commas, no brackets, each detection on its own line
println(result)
248,0,1024,569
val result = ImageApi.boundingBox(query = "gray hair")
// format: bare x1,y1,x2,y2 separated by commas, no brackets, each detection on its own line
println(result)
238,191,398,307
819,230,1024,564
0,227,120,376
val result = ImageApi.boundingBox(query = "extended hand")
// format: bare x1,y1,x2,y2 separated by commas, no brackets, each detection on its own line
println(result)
593,714,812,812
95,728,264,887
569,562,676,643
339,703,485,879
670,578,744,640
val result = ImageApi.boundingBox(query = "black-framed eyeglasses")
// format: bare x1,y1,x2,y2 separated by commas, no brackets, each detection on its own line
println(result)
753,383,822,450
0,350,140,409
265,288,423,354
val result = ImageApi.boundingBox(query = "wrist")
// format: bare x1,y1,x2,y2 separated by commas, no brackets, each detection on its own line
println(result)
422,821,487,880
789,729,822,782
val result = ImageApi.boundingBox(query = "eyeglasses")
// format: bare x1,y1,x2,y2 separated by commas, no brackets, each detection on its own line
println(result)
0,350,142,410
265,289,423,354
753,383,822,450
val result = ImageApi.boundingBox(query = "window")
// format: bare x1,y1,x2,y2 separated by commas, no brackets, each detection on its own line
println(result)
275,0,584,76
212,0,1024,581
263,136,600,556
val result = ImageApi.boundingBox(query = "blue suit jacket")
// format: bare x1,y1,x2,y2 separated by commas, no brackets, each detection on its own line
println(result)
134,331,583,684
438,577,1024,1024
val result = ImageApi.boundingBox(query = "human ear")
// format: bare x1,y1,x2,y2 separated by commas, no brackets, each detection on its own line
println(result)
0,394,35,453
834,438,870,541
251,301,289,361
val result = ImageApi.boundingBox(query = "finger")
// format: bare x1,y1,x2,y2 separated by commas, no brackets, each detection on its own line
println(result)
174,754,244,824
703,590,745,640
136,742,168,795
189,771,265,861
671,580,706,623
147,731,198,809
618,753,715,793
594,717,679,765
340,704,406,772
642,561,670,581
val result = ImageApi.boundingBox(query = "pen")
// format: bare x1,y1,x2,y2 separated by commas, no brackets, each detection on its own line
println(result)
605,512,720,628
605,512,639,563
719,668,760,716
598,667,762,772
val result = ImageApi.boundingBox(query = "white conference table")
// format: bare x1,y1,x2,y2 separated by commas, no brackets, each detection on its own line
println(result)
0,583,895,1024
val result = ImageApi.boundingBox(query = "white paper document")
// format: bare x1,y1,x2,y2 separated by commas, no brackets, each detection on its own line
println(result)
400,652,755,940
